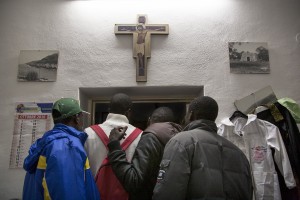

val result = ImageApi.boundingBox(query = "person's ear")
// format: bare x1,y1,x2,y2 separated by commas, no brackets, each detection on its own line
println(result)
183,111,192,126
125,108,132,117
73,114,82,125
72,114,84,131
73,115,79,125
187,111,193,121
147,117,151,126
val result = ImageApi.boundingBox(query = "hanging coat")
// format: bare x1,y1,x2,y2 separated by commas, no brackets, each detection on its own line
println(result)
256,102,300,200
218,114,296,200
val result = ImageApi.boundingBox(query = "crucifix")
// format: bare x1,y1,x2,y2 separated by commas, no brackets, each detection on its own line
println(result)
115,15,169,82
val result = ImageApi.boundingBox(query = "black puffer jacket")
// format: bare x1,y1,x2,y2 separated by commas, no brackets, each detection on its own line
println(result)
153,119,253,200
108,122,182,200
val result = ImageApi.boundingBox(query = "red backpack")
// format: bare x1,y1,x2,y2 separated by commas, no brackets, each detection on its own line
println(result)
90,125,142,200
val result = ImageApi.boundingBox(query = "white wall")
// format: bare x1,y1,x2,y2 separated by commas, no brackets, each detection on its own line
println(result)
1,0,300,198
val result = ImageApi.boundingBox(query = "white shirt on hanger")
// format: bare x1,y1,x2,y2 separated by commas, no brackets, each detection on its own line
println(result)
218,114,296,200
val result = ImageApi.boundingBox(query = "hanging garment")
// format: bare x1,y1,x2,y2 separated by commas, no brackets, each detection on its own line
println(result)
218,114,296,200
278,98,300,124
256,102,300,199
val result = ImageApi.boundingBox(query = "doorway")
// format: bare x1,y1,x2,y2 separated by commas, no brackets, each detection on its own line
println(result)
94,101,186,130
79,86,204,129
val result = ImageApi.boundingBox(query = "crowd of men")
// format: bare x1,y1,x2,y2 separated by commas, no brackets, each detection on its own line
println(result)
22,93,253,200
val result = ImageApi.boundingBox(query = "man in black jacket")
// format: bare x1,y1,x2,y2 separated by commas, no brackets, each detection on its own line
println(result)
108,106,182,200
153,96,253,200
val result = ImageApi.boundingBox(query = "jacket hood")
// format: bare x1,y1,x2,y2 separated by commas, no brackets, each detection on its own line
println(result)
23,123,88,173
183,119,217,133
144,122,182,145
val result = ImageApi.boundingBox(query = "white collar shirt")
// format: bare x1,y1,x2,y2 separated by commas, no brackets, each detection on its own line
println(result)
218,114,296,200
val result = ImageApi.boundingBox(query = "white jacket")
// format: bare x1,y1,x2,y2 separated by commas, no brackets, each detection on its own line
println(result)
218,114,296,200
84,113,142,177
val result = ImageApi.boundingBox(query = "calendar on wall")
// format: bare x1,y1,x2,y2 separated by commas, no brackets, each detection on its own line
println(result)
9,102,53,169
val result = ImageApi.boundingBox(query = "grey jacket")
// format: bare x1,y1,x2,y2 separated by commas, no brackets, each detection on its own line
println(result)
153,119,253,200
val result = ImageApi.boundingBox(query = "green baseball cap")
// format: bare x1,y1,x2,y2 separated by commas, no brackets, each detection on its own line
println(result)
52,98,89,120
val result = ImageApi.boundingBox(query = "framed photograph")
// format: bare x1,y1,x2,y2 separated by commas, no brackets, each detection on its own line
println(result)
228,42,270,74
17,50,59,82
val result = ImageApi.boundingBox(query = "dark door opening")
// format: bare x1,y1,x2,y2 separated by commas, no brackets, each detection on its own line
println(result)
79,86,203,128
94,102,186,130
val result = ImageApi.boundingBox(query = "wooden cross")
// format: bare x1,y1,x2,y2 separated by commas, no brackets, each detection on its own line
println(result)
115,15,169,82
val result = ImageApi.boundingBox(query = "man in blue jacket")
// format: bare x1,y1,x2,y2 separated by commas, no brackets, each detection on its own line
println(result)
22,98,100,200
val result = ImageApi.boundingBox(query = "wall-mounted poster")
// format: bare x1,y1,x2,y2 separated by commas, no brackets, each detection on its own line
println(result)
9,102,53,168
17,50,59,82
228,42,270,74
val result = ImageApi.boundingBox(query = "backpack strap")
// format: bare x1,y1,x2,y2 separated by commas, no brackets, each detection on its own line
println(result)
120,128,142,150
90,125,142,151
90,125,109,149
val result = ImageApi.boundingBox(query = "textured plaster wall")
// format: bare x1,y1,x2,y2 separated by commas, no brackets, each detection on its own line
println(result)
0,0,300,198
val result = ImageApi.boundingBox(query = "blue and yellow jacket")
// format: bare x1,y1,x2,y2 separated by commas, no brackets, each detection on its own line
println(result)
22,123,100,200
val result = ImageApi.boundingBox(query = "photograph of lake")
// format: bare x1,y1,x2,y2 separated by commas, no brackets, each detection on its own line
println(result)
18,50,59,82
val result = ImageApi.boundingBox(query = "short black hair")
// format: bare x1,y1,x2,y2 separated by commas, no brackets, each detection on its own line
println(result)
150,107,175,123
52,109,75,124
109,93,132,115
188,96,218,121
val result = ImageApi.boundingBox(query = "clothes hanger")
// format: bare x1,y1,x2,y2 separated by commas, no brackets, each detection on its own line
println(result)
254,105,269,114
229,110,248,121
234,86,277,114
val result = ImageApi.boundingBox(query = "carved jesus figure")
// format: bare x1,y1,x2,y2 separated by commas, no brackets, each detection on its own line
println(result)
115,15,169,82
136,24,147,76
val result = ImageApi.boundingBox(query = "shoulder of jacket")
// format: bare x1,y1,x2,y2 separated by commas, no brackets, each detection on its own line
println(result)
169,131,194,144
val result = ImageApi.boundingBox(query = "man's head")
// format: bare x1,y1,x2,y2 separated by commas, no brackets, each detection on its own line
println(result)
52,98,87,130
185,96,218,125
138,16,146,24
148,106,175,125
137,24,145,32
109,93,132,117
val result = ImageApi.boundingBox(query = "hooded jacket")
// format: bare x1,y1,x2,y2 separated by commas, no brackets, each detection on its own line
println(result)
108,122,182,200
153,119,253,200
22,123,100,200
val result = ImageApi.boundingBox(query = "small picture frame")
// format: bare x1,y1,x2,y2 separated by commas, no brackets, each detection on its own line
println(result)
229,42,270,74
18,50,59,82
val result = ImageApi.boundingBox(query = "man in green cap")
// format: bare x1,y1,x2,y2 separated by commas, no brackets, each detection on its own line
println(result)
22,98,100,200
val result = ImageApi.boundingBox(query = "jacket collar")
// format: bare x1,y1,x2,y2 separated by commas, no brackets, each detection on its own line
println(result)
51,123,88,144
105,113,129,124
183,119,218,133
144,122,182,145
221,114,257,126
